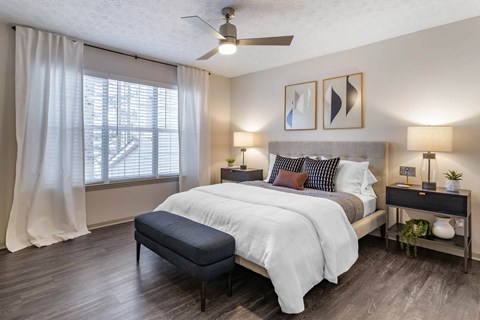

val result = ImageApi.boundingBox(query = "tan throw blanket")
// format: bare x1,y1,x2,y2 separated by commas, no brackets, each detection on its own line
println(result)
242,180,365,223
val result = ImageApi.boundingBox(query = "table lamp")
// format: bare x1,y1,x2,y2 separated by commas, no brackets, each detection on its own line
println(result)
407,126,452,190
233,132,254,170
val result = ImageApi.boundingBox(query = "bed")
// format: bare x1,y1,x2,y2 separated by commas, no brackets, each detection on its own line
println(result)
155,141,388,314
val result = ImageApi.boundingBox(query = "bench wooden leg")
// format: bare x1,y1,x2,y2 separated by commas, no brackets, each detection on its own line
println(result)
136,242,141,263
201,280,207,311
227,272,233,297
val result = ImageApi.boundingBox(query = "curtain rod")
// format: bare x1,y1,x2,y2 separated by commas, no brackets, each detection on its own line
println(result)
11,25,178,69
83,44,178,68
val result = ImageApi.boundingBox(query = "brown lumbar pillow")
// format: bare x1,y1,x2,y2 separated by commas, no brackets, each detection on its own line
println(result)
272,169,309,190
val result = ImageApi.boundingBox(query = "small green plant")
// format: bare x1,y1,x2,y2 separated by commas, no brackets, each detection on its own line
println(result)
443,170,463,180
398,219,431,257
225,157,235,164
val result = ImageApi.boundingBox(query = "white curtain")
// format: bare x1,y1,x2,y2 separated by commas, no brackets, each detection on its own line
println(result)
6,26,89,252
177,66,210,192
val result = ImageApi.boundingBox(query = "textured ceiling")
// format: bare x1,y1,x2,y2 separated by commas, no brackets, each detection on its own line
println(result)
0,0,479,78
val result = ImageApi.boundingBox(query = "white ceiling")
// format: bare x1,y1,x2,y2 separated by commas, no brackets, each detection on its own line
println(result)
0,0,479,78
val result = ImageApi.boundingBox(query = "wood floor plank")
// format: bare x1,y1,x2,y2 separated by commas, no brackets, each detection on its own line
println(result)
0,222,479,320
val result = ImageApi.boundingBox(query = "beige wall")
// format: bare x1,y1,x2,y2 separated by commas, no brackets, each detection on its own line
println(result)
0,23,16,248
209,74,231,184
83,46,177,84
85,182,179,227
230,17,480,255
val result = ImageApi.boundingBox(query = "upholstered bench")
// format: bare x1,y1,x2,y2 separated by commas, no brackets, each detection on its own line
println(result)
134,211,235,311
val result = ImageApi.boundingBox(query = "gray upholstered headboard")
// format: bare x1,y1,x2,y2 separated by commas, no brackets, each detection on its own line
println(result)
268,141,389,210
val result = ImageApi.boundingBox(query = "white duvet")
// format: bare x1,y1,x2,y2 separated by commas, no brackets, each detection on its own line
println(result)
155,183,358,314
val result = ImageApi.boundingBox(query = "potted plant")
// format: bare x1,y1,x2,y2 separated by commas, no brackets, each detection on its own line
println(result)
443,170,462,192
398,219,431,257
225,157,235,167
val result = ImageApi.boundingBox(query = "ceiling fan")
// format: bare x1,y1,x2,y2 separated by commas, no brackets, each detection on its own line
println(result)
182,7,294,60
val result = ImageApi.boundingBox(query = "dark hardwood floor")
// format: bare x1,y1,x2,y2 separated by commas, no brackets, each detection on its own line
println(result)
0,222,479,320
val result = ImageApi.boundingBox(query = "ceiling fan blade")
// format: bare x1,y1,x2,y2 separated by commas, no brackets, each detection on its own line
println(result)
181,16,225,40
197,47,219,60
237,35,294,46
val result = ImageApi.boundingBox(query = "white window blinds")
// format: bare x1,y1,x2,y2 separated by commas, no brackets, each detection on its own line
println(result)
83,74,179,184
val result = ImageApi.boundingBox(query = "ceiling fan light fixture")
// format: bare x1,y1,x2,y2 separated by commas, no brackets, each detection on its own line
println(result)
218,42,237,55
184,7,293,60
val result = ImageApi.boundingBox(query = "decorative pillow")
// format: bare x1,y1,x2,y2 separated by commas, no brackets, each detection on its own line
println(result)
268,155,306,183
273,169,308,190
265,153,318,182
304,157,340,191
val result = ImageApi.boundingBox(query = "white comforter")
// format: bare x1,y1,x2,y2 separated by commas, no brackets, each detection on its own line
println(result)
155,183,358,314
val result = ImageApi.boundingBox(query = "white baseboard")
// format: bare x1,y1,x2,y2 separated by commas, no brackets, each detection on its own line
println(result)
87,216,135,230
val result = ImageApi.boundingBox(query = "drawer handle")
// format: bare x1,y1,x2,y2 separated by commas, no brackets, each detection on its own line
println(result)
419,192,426,196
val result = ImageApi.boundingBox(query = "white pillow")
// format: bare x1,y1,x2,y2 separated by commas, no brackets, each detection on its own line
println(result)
321,157,378,196
265,153,319,182
264,153,277,182
361,169,377,198
335,160,369,194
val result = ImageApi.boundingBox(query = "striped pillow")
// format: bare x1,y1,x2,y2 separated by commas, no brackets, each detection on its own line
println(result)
268,155,306,183
304,157,340,191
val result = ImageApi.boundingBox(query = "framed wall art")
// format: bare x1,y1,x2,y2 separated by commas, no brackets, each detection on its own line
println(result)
323,72,363,129
284,81,317,130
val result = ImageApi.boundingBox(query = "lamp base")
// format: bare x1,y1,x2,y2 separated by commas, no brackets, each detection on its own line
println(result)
422,181,436,190
240,165,247,170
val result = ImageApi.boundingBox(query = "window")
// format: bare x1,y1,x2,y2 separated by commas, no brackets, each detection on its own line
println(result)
83,74,179,185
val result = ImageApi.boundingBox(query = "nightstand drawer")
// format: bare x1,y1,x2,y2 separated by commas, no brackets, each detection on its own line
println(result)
221,168,263,182
386,187,468,216
222,169,246,181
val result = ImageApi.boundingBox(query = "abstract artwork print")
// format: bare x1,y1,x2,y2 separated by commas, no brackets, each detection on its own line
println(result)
284,81,317,130
323,73,363,129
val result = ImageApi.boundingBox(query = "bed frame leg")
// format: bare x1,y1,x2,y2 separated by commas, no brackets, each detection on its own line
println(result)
136,242,141,263
201,280,207,311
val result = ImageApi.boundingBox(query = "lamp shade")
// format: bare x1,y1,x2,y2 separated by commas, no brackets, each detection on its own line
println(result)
407,127,453,152
233,132,254,147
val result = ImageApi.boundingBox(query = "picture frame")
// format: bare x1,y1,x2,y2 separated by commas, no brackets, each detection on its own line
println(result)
284,81,317,131
323,72,363,129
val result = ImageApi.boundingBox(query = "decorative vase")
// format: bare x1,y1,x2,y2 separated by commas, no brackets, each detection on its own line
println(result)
432,216,455,239
227,163,234,168
445,179,460,192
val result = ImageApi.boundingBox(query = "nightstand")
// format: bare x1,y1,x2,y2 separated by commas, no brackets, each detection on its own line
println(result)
220,168,263,183
386,184,472,272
